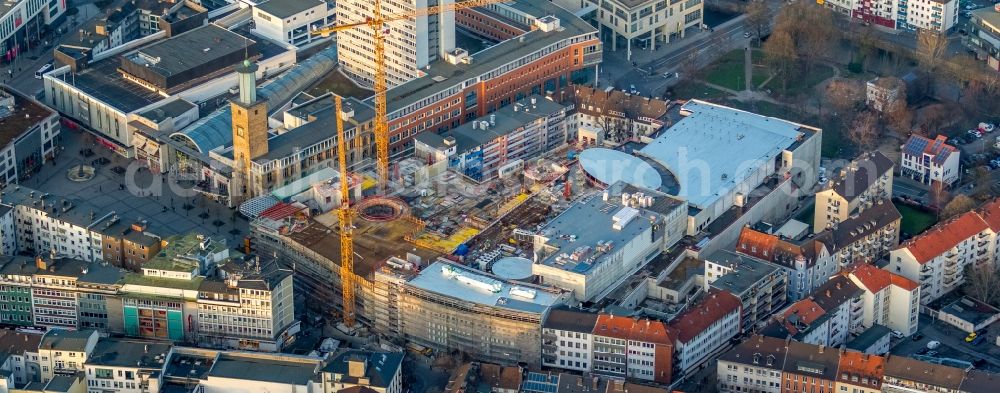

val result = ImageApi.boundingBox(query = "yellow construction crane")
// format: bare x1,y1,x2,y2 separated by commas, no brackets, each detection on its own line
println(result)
315,0,507,193
334,96,356,327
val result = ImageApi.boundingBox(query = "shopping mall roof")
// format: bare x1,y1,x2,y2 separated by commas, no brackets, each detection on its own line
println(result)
578,148,662,190
637,100,807,209
407,261,561,314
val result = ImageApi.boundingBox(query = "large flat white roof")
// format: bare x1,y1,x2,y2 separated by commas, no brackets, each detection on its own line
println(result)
407,261,560,314
638,100,804,208
579,148,662,190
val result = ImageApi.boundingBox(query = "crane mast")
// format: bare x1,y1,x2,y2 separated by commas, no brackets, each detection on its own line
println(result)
335,96,356,327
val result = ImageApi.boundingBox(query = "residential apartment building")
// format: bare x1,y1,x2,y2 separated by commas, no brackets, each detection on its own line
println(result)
704,250,788,333
882,355,968,392
0,330,43,387
84,339,171,393
968,6,1000,71
669,289,741,374
0,186,163,267
900,134,960,186
335,0,455,87
821,0,958,32
414,95,568,182
889,199,1000,304
717,335,787,393
0,86,61,187
1,203,14,256
847,264,920,336
834,350,885,393
762,275,865,348
319,350,404,393
814,198,902,267
552,0,703,60
564,86,670,142
781,341,842,393
736,227,837,301
591,314,675,384
541,307,600,372
38,329,99,383
719,337,993,393
253,0,335,48
813,151,894,233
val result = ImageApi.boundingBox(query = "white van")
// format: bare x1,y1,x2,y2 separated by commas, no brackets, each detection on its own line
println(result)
34,63,53,79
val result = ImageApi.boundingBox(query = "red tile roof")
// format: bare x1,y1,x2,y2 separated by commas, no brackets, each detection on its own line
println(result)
668,289,742,343
838,351,886,384
849,264,918,292
781,299,826,335
736,226,811,268
979,199,1000,233
897,210,989,264
592,315,674,346
258,202,306,220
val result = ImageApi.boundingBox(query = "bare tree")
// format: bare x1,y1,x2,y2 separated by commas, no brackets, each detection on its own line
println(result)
847,111,879,151
825,78,865,118
745,0,769,46
929,180,949,213
772,2,837,71
964,264,1000,307
883,98,913,137
763,30,798,92
854,23,879,71
941,194,977,220
916,29,948,72
973,166,992,200
917,103,949,135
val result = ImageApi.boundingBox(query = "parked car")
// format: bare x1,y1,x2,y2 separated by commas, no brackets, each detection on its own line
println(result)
892,330,905,339
912,332,924,341
966,332,978,342
927,350,939,357
972,335,985,345
927,340,941,349
917,347,930,355
980,122,995,133
744,31,753,38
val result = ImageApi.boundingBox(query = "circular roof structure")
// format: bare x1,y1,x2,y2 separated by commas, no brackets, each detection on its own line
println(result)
578,148,662,190
492,257,533,281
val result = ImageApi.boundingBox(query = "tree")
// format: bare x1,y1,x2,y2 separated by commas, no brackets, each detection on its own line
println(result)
847,111,879,151
973,166,992,200
964,264,1000,307
916,29,948,72
825,79,866,116
745,0,769,46
883,98,913,137
763,30,798,92
917,103,949,135
941,194,977,220
854,23,879,72
772,2,837,71
949,55,984,102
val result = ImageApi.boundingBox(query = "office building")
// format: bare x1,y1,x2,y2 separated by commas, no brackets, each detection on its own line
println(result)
414,95,568,182
319,350,404,393
84,339,172,393
552,0,703,59
967,6,1000,71
889,199,1000,304
252,0,335,48
0,86,61,187
900,134,960,186
0,0,67,63
813,151,894,233
155,347,323,393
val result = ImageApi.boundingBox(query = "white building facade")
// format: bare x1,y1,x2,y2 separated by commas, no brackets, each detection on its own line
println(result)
252,0,335,48
336,0,456,87
900,134,960,186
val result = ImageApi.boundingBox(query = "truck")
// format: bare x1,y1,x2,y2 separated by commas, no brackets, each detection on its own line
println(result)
407,342,433,356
